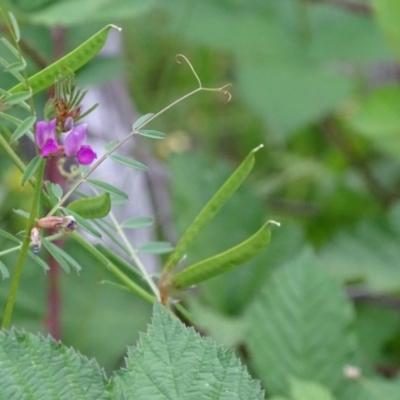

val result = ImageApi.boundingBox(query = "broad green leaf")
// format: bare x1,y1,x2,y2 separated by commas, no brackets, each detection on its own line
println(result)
20,155,42,187
110,155,148,171
171,220,279,290
137,129,166,139
0,228,20,243
41,238,71,273
289,378,337,400
132,113,154,129
347,86,400,160
67,192,111,219
137,241,173,254
8,25,119,95
0,259,10,279
105,139,119,151
87,179,128,200
163,144,263,272
3,90,32,104
372,0,400,60
121,216,153,229
318,211,400,293
238,61,352,137
111,303,264,399
246,249,357,396
60,207,102,239
0,330,107,399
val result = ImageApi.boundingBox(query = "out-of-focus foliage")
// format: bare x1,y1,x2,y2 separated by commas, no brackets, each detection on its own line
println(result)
2,0,400,398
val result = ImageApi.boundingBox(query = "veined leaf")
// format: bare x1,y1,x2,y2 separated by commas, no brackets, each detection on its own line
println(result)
163,144,264,272
137,130,166,139
111,303,264,399
87,179,128,200
121,216,153,229
8,25,119,95
246,249,357,396
110,155,148,171
0,330,107,399
132,113,154,130
21,155,42,187
67,192,111,219
60,207,102,239
0,259,10,280
137,241,173,254
171,220,279,290
42,239,71,273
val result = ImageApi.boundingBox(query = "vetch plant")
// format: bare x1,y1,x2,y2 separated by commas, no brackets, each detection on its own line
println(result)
0,7,279,399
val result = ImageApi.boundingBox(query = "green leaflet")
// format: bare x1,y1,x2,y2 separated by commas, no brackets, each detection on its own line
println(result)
67,192,111,219
163,144,264,272
171,220,279,290
8,25,119,95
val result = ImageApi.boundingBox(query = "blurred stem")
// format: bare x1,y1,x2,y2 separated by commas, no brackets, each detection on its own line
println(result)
107,210,160,300
71,232,155,304
2,158,45,328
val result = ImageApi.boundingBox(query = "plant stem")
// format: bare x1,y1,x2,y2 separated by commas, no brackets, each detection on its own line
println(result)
2,158,45,328
71,232,155,304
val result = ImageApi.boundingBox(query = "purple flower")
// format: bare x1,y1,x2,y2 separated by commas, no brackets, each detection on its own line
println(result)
64,123,97,165
35,119,58,157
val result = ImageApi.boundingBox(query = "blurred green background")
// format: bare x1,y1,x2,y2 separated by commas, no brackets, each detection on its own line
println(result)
2,0,400,397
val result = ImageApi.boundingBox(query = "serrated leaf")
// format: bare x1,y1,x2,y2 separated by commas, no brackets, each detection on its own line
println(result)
0,228,20,243
246,249,357,396
105,139,119,151
171,220,279,290
137,129,166,139
67,192,111,219
137,241,173,254
21,155,42,187
87,179,128,200
111,303,264,400
110,155,148,171
163,144,263,272
60,207,102,239
0,259,10,279
121,216,153,229
132,113,154,129
41,239,71,273
0,330,107,399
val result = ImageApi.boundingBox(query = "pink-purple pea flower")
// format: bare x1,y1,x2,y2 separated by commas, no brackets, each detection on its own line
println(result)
35,118,97,165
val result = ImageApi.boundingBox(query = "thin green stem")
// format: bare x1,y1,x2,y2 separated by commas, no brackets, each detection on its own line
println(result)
71,232,155,304
107,210,160,300
2,158,45,328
